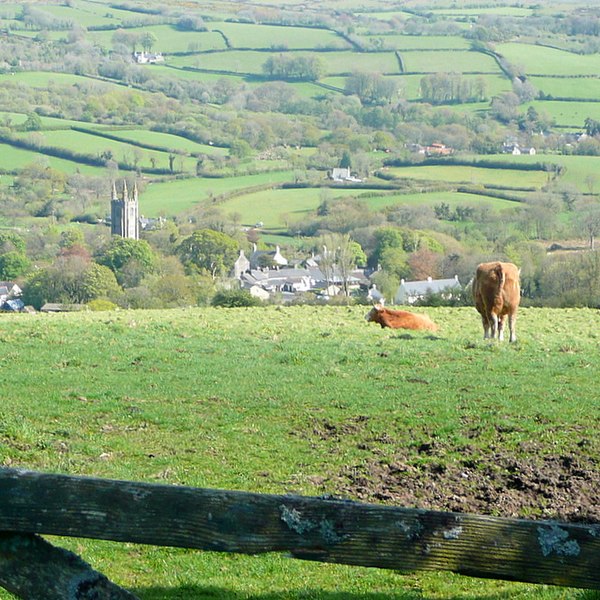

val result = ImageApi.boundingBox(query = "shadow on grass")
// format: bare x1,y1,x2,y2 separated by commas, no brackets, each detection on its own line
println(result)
132,585,600,600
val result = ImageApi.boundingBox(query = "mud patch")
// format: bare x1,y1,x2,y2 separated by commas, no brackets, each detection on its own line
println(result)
335,448,599,524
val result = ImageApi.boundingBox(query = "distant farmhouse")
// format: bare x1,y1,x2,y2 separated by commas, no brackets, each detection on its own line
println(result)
134,52,164,64
329,167,362,183
395,276,462,305
0,282,25,312
502,140,536,155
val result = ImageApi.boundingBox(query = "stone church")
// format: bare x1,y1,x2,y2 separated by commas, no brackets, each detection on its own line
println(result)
111,180,139,240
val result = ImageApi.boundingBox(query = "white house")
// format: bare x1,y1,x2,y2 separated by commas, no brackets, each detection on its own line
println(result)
133,52,165,64
395,276,461,305
329,167,362,183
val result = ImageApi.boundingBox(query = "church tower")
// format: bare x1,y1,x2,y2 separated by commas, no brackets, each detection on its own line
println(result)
111,180,139,240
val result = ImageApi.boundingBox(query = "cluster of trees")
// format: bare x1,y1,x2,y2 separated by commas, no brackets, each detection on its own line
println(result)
261,54,323,81
420,73,487,105
344,72,399,106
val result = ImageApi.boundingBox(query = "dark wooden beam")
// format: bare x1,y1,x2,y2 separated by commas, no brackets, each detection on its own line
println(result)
0,468,598,590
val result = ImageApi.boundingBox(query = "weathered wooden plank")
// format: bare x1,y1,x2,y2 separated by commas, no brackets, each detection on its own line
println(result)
0,468,599,589
0,532,139,599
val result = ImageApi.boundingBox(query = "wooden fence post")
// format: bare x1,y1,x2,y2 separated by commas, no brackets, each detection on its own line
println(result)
0,532,138,599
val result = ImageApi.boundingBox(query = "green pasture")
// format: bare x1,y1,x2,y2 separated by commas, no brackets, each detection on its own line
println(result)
169,50,400,77
363,189,521,211
363,34,470,50
383,164,549,189
477,153,600,191
427,6,533,17
0,142,106,176
107,130,229,157
6,29,70,41
0,71,116,89
525,100,600,128
142,65,250,85
401,50,500,74
43,0,143,28
88,26,227,53
219,186,353,228
0,306,598,599
212,22,351,50
167,51,272,75
0,4,21,18
378,73,511,101
139,171,295,216
13,130,198,174
529,76,600,100
39,3,127,29
496,43,600,76
218,186,520,229
151,65,330,99
0,111,111,131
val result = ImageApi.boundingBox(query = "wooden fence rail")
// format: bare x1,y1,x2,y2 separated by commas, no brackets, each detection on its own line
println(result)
0,468,599,599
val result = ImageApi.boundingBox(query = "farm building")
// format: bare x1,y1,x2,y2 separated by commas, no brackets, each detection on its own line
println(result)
133,52,164,64
395,276,462,305
329,167,362,183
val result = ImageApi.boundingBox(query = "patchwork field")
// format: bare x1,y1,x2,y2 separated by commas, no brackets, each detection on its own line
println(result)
496,43,600,76
383,164,549,189
401,50,500,74
139,171,296,216
89,27,228,54
0,306,598,598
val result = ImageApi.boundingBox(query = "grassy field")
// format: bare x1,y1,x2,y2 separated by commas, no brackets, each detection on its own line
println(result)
496,43,600,76
320,73,510,100
0,305,598,599
383,164,549,189
139,171,296,217
525,100,600,128
212,22,351,50
12,130,199,174
170,50,400,77
219,187,521,229
0,141,107,176
360,35,470,50
88,27,228,53
528,76,600,100
106,130,229,157
401,50,499,74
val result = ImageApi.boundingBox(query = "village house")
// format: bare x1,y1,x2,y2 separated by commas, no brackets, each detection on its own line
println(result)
232,246,369,302
425,143,453,156
329,167,362,183
503,141,536,155
133,52,165,64
395,276,462,305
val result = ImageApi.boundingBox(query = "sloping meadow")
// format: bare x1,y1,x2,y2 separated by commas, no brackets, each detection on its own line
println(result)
0,305,598,598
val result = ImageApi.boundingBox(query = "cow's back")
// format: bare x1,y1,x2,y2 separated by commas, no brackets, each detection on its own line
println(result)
474,261,520,317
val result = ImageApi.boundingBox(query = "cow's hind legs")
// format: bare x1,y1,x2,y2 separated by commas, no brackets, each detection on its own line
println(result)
497,315,506,341
489,313,499,339
481,315,491,339
508,313,517,343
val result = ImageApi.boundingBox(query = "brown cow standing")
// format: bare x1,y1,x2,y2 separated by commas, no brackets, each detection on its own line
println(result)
473,261,521,342
365,304,439,331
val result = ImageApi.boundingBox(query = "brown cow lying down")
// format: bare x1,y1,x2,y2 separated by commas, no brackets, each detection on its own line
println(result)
473,261,521,342
365,305,439,331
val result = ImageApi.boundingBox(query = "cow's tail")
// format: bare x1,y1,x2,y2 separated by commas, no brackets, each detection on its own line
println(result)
494,262,506,293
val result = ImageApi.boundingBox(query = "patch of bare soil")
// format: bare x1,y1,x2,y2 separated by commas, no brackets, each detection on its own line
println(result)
335,445,600,524
302,417,600,524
